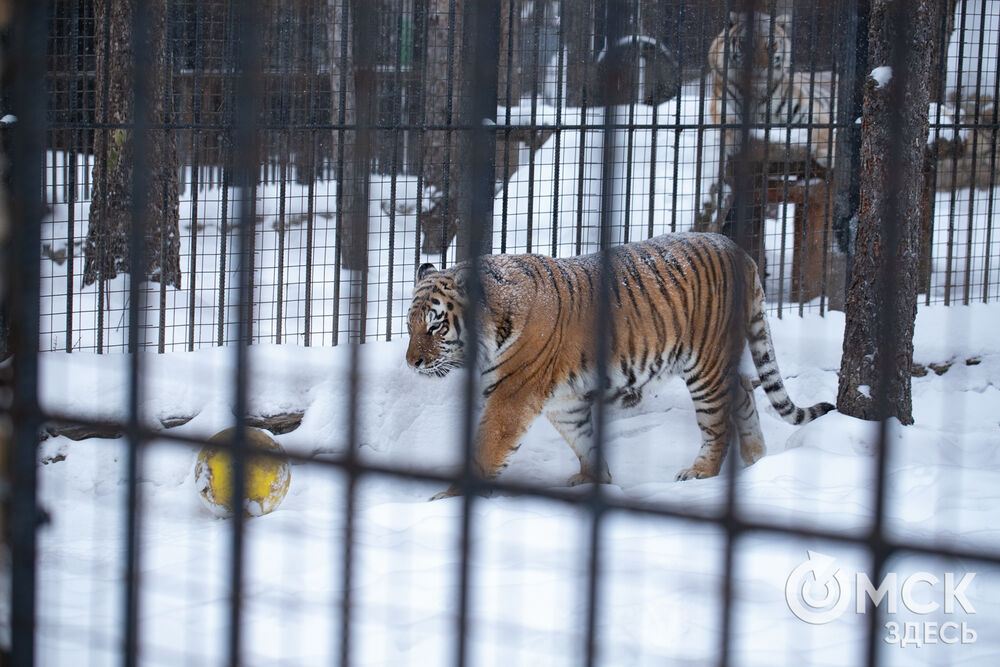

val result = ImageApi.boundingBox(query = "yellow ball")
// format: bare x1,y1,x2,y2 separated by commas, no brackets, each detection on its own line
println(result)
195,427,291,518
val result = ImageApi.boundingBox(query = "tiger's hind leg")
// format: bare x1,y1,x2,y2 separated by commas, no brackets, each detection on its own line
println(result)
545,397,611,487
675,369,734,481
734,375,766,466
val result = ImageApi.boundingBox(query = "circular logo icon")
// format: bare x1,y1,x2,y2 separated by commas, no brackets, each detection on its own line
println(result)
785,550,852,624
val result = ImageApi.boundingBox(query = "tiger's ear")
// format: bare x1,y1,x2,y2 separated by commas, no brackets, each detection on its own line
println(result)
417,263,437,281
774,14,791,31
453,265,472,293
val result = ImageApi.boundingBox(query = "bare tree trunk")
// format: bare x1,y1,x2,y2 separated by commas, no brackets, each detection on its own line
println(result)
497,0,521,106
837,0,941,424
329,0,371,272
563,0,594,108
85,0,180,288
417,0,465,255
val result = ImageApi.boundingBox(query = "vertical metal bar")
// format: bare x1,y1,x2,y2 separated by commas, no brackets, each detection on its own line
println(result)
666,1,685,234
574,1,592,256
188,0,205,352
551,1,566,256
453,5,499,667
622,58,636,242
525,0,543,254
276,156,288,344
944,1,970,306
95,0,113,354
498,0,514,254
158,0,177,353
586,2,627,663
438,0,458,261
777,6,794,319
332,0,351,347
386,0,406,340
217,3,236,347
621,3,639,243
799,5,824,318
217,164,231,346
927,0,951,307
866,0,915,663
65,0,81,352
411,0,430,264
303,0,321,347
963,0,990,305
982,19,1000,303
304,169,315,346
8,2,47,663
227,0,263,662
339,1,376,663
123,0,158,660
692,0,709,233
719,0,757,662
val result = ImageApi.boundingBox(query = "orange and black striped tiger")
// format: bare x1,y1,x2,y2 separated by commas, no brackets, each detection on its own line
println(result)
406,233,834,499
709,12,837,169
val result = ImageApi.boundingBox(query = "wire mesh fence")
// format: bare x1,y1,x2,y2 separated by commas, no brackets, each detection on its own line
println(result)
4,0,1000,666
29,0,1000,353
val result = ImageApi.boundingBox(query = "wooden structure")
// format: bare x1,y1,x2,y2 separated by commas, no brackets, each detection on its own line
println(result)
707,140,844,306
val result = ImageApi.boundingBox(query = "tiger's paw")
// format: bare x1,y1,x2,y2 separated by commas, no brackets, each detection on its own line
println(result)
674,466,717,481
429,485,461,501
568,470,612,487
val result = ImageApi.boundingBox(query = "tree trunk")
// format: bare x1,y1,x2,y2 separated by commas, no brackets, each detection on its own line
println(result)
329,0,371,272
85,0,180,288
417,0,465,255
563,0,595,108
837,0,941,425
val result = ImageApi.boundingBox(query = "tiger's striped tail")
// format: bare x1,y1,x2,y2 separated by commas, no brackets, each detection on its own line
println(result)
745,274,835,425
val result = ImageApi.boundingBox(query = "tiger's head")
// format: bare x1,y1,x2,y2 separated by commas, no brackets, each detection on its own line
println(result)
709,12,791,87
406,262,470,377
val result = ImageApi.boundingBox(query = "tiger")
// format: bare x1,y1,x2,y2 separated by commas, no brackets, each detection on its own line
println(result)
406,233,834,500
708,12,837,170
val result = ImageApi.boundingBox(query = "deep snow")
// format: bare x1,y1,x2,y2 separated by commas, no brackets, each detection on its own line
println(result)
14,301,1000,666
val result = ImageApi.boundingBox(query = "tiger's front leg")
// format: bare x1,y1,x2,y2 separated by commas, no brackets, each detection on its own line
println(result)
429,387,546,500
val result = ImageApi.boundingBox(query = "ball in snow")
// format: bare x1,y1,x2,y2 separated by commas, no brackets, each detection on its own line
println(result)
195,427,291,518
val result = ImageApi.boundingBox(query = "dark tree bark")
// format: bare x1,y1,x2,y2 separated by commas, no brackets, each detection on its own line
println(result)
329,0,371,272
837,0,941,424
417,0,465,255
85,0,181,288
563,0,595,108
497,0,521,106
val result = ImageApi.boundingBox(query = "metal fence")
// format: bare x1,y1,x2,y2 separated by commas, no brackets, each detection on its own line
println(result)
4,0,1000,665
27,0,1000,353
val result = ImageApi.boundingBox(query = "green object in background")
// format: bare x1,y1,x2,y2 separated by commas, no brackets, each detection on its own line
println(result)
400,17,413,69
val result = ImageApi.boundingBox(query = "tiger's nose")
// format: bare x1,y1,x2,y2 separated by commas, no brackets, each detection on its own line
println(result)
405,347,424,368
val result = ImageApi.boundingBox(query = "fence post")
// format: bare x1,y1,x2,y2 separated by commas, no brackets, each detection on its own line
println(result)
833,0,870,276
7,2,47,665
453,7,499,666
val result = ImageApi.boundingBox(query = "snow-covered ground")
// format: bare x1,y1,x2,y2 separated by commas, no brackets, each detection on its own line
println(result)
12,301,999,665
